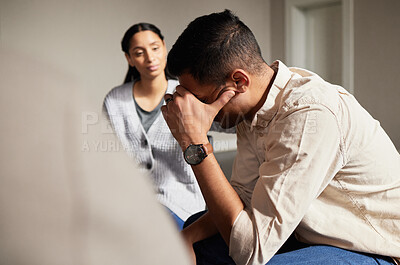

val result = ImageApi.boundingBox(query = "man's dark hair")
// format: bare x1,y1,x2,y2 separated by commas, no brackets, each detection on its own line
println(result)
167,9,265,86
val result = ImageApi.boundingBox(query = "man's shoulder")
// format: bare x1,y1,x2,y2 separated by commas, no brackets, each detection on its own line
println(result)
283,73,342,112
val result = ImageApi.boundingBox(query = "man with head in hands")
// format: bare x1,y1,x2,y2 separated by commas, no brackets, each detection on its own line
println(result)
161,9,400,265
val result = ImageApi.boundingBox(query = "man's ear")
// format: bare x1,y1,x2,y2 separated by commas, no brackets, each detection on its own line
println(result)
125,53,134,67
231,70,249,93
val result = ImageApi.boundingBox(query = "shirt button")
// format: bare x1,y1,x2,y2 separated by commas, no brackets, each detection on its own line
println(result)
143,139,148,146
146,163,152,170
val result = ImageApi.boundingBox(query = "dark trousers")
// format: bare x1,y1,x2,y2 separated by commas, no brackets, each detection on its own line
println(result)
184,211,395,265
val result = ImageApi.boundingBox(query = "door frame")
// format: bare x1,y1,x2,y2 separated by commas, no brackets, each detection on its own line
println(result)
285,0,354,93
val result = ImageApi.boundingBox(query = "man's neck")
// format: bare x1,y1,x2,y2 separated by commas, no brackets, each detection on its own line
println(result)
246,63,277,121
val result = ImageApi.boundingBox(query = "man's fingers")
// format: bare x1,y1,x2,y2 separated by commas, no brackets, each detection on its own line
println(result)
161,105,167,117
164,93,173,102
176,85,235,115
175,85,191,97
211,90,235,112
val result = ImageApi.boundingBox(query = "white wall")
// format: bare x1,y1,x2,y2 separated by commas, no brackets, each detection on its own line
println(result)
270,0,400,150
353,0,400,150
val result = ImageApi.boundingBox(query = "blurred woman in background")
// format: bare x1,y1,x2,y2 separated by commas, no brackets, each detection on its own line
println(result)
103,23,205,230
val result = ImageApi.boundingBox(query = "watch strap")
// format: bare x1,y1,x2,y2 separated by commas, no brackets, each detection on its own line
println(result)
202,142,213,156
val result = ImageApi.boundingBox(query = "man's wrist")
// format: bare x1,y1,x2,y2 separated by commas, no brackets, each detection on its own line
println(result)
179,137,209,152
183,142,213,166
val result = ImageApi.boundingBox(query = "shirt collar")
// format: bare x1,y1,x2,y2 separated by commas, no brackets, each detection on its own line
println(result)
249,60,293,131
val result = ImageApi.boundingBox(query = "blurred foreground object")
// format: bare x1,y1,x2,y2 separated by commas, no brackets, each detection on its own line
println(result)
0,50,190,265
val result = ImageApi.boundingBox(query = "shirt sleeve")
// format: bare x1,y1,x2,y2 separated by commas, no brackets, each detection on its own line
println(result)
229,104,344,265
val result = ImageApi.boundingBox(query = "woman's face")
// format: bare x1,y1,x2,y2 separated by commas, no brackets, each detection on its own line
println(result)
125,30,167,80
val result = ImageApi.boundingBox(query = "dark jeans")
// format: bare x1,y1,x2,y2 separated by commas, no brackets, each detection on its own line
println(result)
184,211,395,265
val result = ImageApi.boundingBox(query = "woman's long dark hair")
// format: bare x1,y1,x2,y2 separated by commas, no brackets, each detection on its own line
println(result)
121,23,175,84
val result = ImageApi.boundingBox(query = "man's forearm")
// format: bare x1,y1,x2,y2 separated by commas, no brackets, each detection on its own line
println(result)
161,85,242,245
182,211,218,244
191,153,244,246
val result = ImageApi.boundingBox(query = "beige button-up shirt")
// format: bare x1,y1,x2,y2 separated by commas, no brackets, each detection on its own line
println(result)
229,61,400,265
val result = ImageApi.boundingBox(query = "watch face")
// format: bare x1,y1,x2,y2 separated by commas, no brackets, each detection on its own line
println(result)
184,145,206,165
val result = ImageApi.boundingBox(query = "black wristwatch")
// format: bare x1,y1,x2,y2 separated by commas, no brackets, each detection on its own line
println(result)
183,143,213,165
